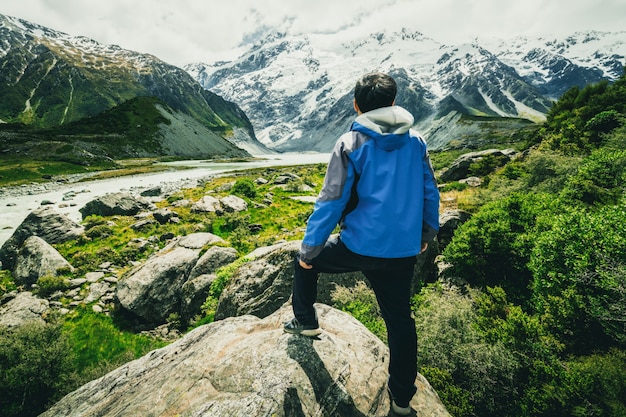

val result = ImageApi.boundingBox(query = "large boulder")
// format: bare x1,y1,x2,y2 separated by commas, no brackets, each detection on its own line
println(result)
439,148,516,182
191,195,222,213
12,236,74,286
215,241,363,320
79,192,154,219
181,246,239,320
116,233,228,324
0,291,49,328
215,239,435,321
0,207,84,271
41,303,451,417
219,195,248,213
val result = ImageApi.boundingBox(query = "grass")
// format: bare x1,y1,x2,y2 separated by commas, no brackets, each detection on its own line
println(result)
62,306,167,372
0,157,117,187
0,157,193,187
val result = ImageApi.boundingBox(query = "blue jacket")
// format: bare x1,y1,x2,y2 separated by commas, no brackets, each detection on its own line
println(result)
300,105,440,262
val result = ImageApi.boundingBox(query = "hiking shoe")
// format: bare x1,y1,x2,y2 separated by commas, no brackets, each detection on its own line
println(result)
387,385,411,415
283,318,321,337
391,399,411,415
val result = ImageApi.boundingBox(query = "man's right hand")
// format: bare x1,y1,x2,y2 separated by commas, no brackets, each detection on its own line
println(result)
420,242,428,254
299,259,313,269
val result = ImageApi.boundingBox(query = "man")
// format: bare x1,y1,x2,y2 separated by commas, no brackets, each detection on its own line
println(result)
284,71,440,415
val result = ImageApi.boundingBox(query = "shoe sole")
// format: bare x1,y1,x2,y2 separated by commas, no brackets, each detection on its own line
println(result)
283,327,322,337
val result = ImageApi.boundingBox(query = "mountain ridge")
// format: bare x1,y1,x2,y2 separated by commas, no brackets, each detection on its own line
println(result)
0,14,268,157
187,28,626,152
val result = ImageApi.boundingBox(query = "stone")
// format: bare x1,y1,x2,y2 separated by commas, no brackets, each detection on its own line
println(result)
40,303,451,417
86,271,105,283
153,208,177,224
0,292,49,328
216,239,438,321
79,192,154,219
219,195,248,213
191,195,222,213
12,236,74,286
438,209,472,250
116,233,226,324
140,186,162,197
215,240,365,320
189,246,238,280
273,173,301,184
85,282,113,304
459,176,482,187
0,207,84,271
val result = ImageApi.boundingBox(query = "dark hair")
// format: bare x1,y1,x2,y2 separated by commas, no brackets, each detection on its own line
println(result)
354,72,397,113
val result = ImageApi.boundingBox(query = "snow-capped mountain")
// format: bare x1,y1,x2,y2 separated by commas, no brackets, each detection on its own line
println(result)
187,29,626,152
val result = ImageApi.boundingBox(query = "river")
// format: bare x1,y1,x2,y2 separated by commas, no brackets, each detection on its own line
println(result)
0,153,330,247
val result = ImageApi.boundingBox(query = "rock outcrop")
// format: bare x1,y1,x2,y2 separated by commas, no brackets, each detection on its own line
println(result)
215,239,438,321
12,236,74,286
0,207,84,271
438,209,472,250
116,233,232,324
79,192,154,219
41,303,451,417
439,148,517,182
0,291,49,327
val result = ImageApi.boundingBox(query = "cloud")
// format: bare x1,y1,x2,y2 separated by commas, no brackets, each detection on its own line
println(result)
3,0,625,66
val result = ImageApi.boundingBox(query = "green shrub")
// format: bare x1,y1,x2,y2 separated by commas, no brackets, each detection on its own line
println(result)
529,203,626,353
442,192,559,305
560,148,626,206
420,367,474,417
560,350,626,417
36,275,71,297
439,181,468,193
231,178,257,198
0,270,16,296
413,284,520,416
0,321,73,417
331,281,387,342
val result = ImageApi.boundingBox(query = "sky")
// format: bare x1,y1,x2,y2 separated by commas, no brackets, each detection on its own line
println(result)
2,0,626,66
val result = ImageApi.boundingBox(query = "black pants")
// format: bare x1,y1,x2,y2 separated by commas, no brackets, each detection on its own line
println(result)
292,237,418,406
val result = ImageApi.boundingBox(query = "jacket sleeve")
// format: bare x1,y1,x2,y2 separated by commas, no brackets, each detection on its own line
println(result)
421,145,440,242
300,139,356,262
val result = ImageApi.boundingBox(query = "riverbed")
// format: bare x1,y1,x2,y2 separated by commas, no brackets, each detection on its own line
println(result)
0,153,330,247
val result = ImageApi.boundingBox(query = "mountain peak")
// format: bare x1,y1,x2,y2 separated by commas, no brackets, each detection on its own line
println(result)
188,28,625,152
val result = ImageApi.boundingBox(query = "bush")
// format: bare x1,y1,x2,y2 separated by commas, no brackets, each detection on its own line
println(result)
529,203,626,353
0,321,73,417
561,350,626,417
36,275,70,297
560,148,626,206
442,192,559,305
231,178,257,198
0,270,16,297
413,284,520,416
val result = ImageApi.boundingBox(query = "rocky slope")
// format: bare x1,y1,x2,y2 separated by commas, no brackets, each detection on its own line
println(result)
40,304,451,417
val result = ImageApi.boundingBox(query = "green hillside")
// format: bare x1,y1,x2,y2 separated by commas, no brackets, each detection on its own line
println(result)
0,96,249,186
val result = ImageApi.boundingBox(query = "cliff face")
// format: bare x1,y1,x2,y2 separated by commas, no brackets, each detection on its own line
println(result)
41,304,451,417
